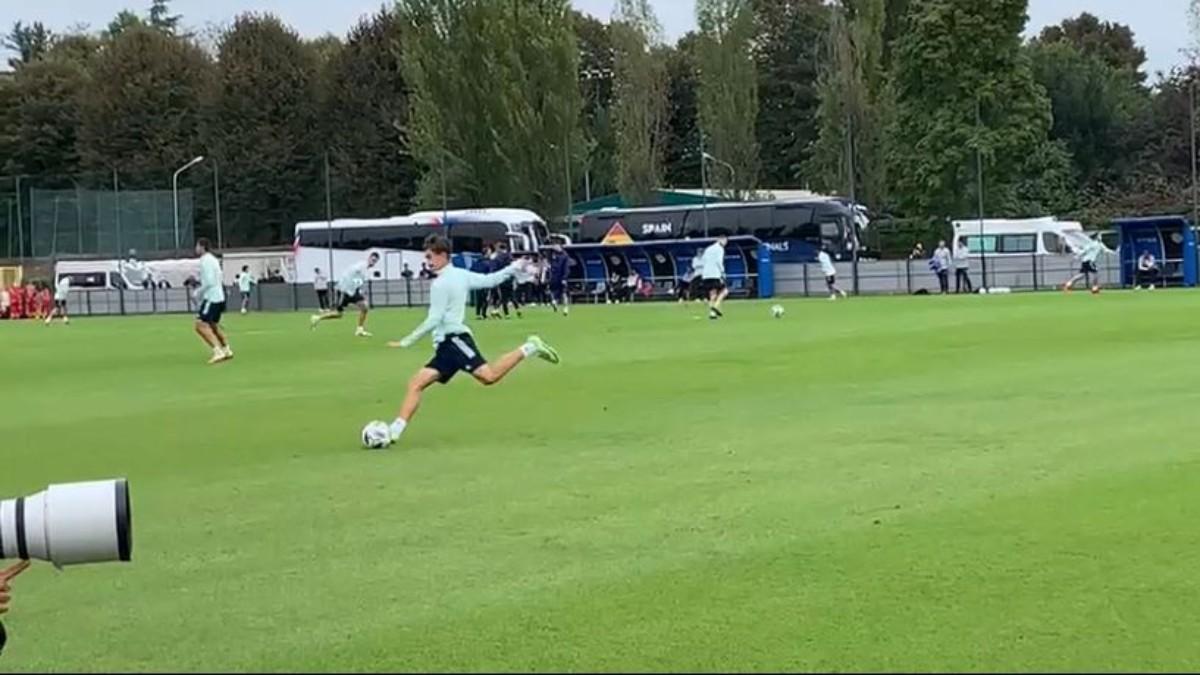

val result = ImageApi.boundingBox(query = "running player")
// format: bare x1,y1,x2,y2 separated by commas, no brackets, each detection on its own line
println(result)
1064,236,1105,293
817,247,848,300
236,266,256,314
548,245,572,316
383,235,560,445
701,236,729,320
193,238,233,364
310,252,380,336
44,275,71,325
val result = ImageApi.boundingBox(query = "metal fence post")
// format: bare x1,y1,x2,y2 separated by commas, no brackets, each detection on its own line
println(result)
802,263,809,297
905,259,913,294
1031,253,1039,292
118,286,126,316
405,278,412,307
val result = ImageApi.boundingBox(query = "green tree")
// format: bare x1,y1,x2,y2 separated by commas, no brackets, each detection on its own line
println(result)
207,14,323,245
322,9,417,218
753,0,827,188
889,0,1073,218
399,0,583,218
696,0,759,197
148,0,182,34
806,0,891,207
77,25,212,175
106,11,145,39
1038,12,1146,81
573,11,617,201
611,0,668,205
663,33,701,187
4,21,53,69
1028,39,1150,188
0,58,87,176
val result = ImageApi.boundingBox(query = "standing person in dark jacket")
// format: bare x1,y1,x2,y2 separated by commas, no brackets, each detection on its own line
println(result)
492,243,517,318
548,246,572,316
473,245,493,319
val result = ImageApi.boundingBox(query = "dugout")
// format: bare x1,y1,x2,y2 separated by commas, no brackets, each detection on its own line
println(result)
1113,216,1197,288
562,236,774,300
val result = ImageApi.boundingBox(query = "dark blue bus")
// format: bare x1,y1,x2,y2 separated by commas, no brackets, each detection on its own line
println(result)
576,199,863,263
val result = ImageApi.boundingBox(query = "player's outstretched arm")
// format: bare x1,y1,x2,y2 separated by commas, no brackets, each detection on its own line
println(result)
465,263,520,290
390,284,450,348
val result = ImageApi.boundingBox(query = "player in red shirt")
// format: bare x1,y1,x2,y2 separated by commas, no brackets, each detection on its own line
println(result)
8,284,24,319
36,286,52,320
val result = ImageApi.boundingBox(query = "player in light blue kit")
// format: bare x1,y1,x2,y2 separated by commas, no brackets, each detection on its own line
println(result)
311,252,380,337
383,235,560,445
193,238,233,364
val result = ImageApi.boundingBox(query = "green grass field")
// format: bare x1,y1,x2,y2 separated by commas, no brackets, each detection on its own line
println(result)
3,292,1200,672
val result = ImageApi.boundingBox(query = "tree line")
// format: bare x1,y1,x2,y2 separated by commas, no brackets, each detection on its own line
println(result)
0,0,1198,250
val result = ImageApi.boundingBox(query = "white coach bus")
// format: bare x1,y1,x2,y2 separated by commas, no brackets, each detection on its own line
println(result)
292,208,563,284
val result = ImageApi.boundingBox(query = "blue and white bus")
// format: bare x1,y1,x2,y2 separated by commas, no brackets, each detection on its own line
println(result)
293,208,563,283
577,199,865,263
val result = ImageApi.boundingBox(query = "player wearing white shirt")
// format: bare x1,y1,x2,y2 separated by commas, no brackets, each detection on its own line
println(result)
1064,237,1105,293
310,252,380,337
44,276,72,325
817,248,847,300
236,266,256,314
381,235,561,446
193,238,233,365
700,236,729,320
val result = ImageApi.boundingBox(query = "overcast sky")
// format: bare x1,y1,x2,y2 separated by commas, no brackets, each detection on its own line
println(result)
3,0,1193,79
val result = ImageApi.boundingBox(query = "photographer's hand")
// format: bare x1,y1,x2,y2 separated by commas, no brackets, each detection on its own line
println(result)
0,561,30,615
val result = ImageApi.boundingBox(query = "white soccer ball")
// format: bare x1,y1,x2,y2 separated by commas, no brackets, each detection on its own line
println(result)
771,304,785,318
361,421,392,449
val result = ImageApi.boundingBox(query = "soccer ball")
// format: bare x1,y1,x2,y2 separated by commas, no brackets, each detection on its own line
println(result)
361,421,392,449
771,304,785,319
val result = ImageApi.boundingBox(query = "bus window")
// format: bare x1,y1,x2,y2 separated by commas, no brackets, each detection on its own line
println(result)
1042,232,1068,255
298,228,341,247
683,208,738,238
740,205,773,237
997,234,1036,253
772,205,815,239
449,222,507,254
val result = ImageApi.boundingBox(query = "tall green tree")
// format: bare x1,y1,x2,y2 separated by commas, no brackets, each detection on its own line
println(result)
148,0,182,34
77,25,212,175
4,21,53,69
1038,13,1146,81
696,0,760,197
0,58,87,177
573,11,617,201
753,0,827,188
806,0,890,207
322,9,416,218
888,0,1073,218
663,33,701,187
398,0,583,217
1028,38,1150,189
207,14,323,245
611,0,668,205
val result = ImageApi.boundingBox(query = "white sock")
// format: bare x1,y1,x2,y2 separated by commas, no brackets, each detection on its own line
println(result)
520,342,538,358
390,418,408,441
212,346,223,356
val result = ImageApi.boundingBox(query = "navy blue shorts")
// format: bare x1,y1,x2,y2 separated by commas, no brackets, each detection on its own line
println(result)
549,281,566,302
426,334,487,383
1080,261,1098,275
197,300,225,325
337,290,365,312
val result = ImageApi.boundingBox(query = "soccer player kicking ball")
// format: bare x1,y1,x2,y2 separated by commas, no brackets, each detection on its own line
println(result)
384,235,560,445
44,275,71,325
194,238,233,365
1063,236,1105,294
701,235,729,320
311,252,379,337
817,247,848,301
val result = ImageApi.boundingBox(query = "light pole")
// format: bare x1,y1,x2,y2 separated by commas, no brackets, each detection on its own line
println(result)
703,152,737,199
173,155,205,252
975,98,988,293
699,131,709,237
213,159,224,251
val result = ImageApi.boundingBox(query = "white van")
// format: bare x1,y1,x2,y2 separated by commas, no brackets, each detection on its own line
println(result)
952,217,1093,257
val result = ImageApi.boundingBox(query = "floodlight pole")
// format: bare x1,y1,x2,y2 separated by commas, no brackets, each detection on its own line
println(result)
173,156,205,252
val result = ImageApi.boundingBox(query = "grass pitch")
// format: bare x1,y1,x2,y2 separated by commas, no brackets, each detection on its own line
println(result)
2,292,1199,671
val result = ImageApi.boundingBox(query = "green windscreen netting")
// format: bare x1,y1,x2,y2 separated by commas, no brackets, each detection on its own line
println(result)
28,188,194,257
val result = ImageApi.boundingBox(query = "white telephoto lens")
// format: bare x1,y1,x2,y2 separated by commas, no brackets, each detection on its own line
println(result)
0,479,131,567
